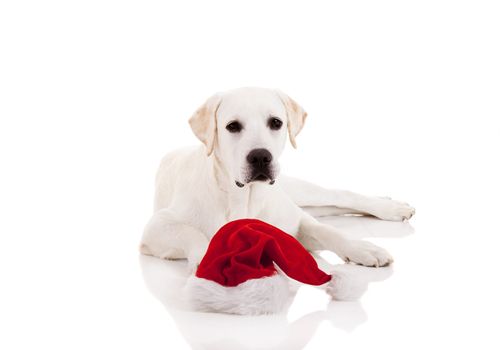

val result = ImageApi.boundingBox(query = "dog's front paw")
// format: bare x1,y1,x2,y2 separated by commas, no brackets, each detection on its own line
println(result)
338,240,393,267
370,198,415,221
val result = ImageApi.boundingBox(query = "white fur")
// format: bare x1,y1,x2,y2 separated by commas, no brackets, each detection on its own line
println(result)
185,274,290,315
141,87,415,313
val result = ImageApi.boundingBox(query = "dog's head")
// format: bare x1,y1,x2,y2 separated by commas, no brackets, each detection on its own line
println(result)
189,87,307,188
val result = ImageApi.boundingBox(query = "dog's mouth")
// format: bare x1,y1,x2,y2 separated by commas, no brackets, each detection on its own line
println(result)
236,171,275,188
253,173,270,182
249,168,275,184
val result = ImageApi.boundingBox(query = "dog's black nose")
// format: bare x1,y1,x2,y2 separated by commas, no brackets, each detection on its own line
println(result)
247,149,273,167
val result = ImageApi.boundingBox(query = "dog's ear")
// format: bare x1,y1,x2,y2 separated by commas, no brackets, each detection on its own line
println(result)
189,93,222,156
276,90,307,148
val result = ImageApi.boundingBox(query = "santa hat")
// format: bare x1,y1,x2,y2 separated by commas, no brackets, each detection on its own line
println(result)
185,219,362,315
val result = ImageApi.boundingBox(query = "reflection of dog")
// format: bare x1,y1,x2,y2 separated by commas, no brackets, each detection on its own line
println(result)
140,87,414,270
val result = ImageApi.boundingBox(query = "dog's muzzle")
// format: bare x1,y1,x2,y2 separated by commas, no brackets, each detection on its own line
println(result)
235,149,276,188
245,148,275,183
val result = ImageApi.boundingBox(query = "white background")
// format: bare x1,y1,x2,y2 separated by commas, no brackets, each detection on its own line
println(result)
1,1,499,349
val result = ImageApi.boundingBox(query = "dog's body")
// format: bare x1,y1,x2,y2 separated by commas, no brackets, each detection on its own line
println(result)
141,87,414,270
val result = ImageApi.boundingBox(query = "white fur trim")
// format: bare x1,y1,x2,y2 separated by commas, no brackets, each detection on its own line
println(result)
185,274,290,315
326,270,367,301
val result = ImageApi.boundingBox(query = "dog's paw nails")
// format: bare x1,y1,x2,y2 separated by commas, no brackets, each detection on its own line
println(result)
340,240,393,268
371,199,415,221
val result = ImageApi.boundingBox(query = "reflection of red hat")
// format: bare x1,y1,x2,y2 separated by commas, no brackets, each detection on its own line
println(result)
186,219,359,315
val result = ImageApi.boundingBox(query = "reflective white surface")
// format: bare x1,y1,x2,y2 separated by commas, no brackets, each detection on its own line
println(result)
139,216,411,350
136,211,500,349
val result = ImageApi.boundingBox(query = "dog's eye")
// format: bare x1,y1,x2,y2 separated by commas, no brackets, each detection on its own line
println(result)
268,117,283,130
226,121,242,133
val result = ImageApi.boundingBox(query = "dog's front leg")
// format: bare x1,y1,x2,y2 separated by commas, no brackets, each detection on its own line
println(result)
280,175,415,221
140,209,209,271
297,213,393,267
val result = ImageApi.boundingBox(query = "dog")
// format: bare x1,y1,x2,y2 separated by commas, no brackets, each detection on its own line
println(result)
140,87,415,271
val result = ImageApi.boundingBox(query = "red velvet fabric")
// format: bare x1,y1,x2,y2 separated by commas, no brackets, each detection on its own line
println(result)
195,219,332,287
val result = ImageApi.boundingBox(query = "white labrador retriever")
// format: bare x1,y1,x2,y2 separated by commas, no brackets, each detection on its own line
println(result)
140,87,414,271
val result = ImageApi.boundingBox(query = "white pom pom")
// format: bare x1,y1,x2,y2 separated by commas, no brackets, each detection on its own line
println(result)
326,270,368,301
